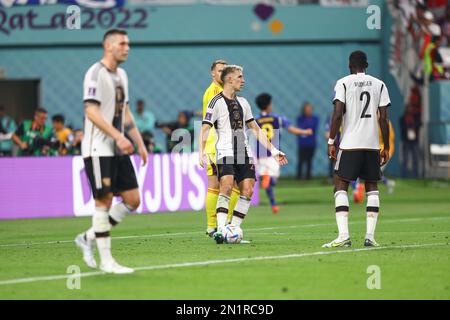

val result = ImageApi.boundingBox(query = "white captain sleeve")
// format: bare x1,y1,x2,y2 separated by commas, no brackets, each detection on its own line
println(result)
333,79,346,104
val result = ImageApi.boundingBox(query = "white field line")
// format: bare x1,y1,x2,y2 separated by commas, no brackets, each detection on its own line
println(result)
0,242,447,286
1,216,449,248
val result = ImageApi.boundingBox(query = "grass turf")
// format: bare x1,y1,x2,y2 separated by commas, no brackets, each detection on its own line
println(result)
0,179,449,299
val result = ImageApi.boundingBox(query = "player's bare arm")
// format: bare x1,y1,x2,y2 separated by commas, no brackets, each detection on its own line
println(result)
247,120,288,166
379,106,390,166
11,132,27,150
124,103,148,166
199,123,212,168
287,126,313,136
328,100,344,160
84,101,134,155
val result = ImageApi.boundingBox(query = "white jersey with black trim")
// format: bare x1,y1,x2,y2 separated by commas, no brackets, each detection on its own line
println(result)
333,72,391,150
82,62,129,157
202,93,255,160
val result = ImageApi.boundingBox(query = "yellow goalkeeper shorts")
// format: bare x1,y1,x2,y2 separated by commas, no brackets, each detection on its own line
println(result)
206,152,217,177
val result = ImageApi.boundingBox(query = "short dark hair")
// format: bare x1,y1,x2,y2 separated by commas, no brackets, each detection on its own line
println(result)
137,99,145,106
220,65,243,84
52,114,65,123
103,29,127,43
349,50,368,69
255,93,272,111
35,107,48,114
211,59,227,71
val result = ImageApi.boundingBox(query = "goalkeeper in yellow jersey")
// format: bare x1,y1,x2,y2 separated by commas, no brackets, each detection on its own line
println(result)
202,60,240,237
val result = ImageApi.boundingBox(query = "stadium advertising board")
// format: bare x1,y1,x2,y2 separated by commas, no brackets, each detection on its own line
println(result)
0,153,259,220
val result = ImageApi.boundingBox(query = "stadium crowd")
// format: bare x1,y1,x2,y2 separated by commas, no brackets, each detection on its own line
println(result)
0,101,203,157
393,0,450,177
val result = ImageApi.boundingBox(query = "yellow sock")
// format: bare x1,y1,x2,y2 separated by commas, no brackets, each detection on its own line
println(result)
205,188,219,233
228,188,240,223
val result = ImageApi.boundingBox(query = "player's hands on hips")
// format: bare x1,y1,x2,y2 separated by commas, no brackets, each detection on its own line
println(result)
116,135,134,155
138,144,148,166
273,150,288,166
328,144,337,161
380,149,389,166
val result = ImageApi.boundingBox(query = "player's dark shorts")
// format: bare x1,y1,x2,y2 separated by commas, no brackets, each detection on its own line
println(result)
84,155,139,199
217,156,256,184
334,149,381,182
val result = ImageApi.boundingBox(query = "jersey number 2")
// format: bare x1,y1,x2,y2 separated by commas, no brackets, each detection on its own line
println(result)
360,91,371,118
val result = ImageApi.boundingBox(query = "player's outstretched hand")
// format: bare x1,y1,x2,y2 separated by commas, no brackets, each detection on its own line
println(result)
380,149,389,166
138,145,148,166
116,135,134,155
328,144,337,161
273,150,288,166
305,128,313,136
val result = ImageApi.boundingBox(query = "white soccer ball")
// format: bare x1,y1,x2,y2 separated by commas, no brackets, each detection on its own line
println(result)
223,224,243,244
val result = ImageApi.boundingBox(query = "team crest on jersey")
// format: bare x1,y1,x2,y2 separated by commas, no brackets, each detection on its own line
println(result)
205,112,212,121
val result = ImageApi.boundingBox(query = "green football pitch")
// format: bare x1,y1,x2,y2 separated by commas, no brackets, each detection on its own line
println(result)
0,179,449,300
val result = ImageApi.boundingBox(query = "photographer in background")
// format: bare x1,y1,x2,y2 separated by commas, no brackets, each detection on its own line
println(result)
12,107,53,156
0,105,17,156
51,114,73,155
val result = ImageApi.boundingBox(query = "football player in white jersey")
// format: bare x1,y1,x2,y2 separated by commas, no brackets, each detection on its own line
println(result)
199,65,288,244
75,29,148,274
323,51,391,248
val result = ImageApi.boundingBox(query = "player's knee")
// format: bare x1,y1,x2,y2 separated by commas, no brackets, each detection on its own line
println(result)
220,184,233,196
95,195,113,208
240,185,253,198
125,195,140,210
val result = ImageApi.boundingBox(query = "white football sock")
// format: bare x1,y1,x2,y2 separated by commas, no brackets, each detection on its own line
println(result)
96,236,114,265
216,194,230,230
335,191,349,240
366,191,380,241
92,207,113,265
85,227,96,242
109,202,133,225
231,196,251,227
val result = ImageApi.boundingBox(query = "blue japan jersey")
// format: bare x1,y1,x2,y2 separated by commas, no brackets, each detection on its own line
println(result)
255,112,290,158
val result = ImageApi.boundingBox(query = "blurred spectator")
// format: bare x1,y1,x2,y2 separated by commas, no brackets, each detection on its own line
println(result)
51,114,73,155
134,99,157,153
441,6,450,45
0,105,17,156
141,131,162,154
12,107,54,156
426,0,448,23
399,104,421,178
68,129,83,156
296,102,319,180
420,11,445,80
156,111,196,153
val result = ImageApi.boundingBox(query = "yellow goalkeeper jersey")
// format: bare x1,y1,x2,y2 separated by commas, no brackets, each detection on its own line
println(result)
379,120,395,158
202,81,223,154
